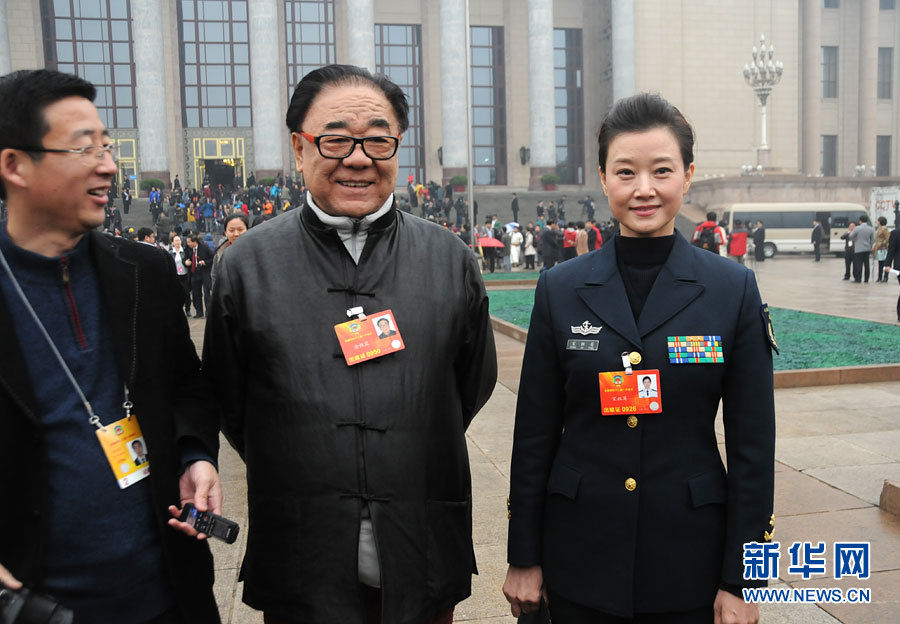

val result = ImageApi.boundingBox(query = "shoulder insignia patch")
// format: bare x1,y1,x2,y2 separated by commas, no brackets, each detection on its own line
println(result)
760,303,779,354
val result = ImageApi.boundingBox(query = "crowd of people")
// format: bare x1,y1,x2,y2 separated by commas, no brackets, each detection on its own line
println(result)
99,172,312,319
468,215,617,273
690,211,767,263
103,172,308,238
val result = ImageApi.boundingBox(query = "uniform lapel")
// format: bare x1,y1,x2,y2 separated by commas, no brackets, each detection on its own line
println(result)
636,233,704,337
575,242,642,349
89,231,139,387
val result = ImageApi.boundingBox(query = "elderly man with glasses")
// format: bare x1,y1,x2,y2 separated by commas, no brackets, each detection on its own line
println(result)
203,64,497,624
0,69,221,623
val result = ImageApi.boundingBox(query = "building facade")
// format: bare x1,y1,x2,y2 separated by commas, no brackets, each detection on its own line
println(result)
0,0,897,192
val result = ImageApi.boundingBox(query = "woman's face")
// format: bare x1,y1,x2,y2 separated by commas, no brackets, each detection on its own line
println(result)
225,218,248,244
599,126,694,238
172,236,182,249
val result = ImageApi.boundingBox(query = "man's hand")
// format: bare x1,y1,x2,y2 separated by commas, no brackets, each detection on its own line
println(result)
714,588,759,624
0,562,22,590
167,460,221,539
502,564,546,618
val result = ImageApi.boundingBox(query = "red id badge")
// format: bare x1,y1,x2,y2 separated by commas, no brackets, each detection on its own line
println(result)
597,369,662,416
334,309,405,366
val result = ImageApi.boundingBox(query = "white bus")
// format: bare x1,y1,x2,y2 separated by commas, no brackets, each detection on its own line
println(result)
721,202,868,258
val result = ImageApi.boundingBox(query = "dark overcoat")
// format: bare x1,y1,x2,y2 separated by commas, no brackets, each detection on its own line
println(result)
203,204,497,624
0,231,220,621
507,232,776,617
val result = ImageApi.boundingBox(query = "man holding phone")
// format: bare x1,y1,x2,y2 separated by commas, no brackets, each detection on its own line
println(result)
0,70,221,623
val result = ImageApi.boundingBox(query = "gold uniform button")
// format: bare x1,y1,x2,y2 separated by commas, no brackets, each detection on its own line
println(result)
625,478,637,491
626,416,638,428
628,351,642,365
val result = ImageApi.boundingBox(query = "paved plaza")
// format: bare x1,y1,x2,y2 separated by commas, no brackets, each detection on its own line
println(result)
188,253,900,624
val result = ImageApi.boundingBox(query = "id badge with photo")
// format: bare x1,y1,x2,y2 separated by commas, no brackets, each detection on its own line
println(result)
95,415,151,489
334,309,406,366
597,369,663,416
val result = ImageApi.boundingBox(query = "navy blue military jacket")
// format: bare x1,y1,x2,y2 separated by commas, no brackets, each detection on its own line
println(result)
507,232,775,617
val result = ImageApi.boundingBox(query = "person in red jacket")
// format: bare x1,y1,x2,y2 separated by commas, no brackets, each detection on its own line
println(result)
586,219,603,250
562,221,578,261
728,219,749,264
692,211,727,254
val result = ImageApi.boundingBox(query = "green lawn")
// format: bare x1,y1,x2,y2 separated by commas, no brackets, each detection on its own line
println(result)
488,289,900,371
481,271,541,281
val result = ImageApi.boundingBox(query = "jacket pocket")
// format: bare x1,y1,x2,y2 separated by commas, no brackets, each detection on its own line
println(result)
688,469,728,508
426,499,474,598
547,462,582,500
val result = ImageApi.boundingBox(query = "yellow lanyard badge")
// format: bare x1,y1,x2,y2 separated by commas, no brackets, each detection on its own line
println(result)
95,413,150,489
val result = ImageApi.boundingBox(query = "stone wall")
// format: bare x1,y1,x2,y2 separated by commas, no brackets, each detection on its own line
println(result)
685,175,900,213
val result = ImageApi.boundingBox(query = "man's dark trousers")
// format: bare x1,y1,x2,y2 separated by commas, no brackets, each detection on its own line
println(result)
813,242,821,262
190,270,211,316
844,250,853,279
852,251,870,282
484,248,496,272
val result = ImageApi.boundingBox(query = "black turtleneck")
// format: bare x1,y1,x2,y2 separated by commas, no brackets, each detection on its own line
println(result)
614,233,676,321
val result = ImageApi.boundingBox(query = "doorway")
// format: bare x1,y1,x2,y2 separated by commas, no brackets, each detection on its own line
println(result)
205,159,235,189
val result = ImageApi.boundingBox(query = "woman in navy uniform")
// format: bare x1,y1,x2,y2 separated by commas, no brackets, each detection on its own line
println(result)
503,94,776,624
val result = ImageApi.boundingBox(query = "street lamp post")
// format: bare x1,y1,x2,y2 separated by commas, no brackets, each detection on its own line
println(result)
743,34,783,168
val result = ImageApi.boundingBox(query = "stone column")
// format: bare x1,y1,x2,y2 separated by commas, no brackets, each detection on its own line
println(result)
801,0,821,175
346,0,375,72
439,0,467,184
0,0,11,75
857,0,877,170
611,0,635,103
527,0,555,190
132,0,170,186
248,0,284,180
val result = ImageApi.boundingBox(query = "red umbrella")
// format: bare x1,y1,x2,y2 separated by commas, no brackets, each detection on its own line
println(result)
476,236,505,248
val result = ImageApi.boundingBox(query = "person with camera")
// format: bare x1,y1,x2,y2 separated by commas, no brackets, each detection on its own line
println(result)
0,69,221,624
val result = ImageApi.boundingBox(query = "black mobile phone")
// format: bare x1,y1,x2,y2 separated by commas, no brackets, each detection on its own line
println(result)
178,503,240,544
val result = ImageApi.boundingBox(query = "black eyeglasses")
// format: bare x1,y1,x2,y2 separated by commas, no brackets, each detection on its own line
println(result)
10,143,119,165
298,132,400,160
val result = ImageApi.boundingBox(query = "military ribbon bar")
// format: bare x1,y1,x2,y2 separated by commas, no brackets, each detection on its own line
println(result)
666,335,724,364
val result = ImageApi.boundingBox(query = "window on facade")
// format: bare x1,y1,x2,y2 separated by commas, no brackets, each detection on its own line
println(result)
821,135,837,176
285,0,335,90
554,28,584,185
821,46,838,98
179,0,251,127
375,24,424,185
878,48,893,99
824,0,839,8
470,26,506,186
40,0,136,129
881,0,895,10
877,136,891,176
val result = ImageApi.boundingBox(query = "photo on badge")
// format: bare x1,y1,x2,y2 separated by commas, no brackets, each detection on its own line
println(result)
130,436,148,466
372,314,398,340
638,374,658,398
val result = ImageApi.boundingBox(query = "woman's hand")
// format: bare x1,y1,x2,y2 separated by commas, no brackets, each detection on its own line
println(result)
714,589,759,624
502,564,546,617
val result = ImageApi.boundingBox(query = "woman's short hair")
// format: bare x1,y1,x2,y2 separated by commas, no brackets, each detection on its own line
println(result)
598,93,694,173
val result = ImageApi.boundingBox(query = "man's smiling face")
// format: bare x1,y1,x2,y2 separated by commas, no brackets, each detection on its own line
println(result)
291,83,400,218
